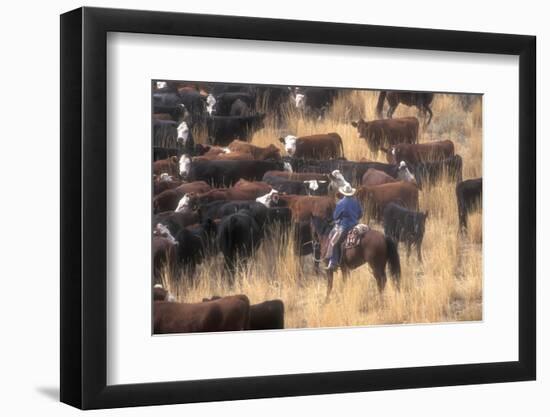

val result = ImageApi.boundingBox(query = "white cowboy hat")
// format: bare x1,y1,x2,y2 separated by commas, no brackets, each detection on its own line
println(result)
338,183,356,196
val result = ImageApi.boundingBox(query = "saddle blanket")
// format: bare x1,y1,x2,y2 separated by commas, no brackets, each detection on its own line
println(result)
344,224,370,249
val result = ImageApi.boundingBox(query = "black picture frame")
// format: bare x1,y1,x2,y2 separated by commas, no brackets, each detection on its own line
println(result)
60,6,536,410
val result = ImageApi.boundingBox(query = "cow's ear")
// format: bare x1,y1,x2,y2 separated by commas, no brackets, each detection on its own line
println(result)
278,137,285,143
171,156,178,163
380,147,388,153
351,121,358,128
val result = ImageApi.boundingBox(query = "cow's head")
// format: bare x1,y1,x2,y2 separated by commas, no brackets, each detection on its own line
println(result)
263,144,282,160
256,189,280,208
351,119,368,138
279,135,297,156
176,121,190,145
153,283,175,302
328,169,350,192
178,155,191,178
397,161,417,186
159,173,174,182
156,81,168,89
205,94,216,115
295,93,306,109
304,179,328,196
153,223,178,246
380,146,397,164
175,193,193,213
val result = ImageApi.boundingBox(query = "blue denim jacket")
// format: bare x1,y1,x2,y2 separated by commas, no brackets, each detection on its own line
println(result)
333,196,363,230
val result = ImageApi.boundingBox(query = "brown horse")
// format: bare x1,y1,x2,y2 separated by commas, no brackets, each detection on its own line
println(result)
310,217,401,301
376,91,434,125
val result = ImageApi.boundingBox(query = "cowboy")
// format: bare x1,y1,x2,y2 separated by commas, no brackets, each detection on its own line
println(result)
325,183,363,271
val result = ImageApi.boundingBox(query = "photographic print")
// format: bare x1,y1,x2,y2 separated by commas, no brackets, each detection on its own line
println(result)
151,81,483,334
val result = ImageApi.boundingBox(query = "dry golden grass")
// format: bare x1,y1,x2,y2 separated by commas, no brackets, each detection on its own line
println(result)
167,91,483,328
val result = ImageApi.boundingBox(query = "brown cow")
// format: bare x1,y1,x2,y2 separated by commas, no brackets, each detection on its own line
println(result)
193,152,255,161
202,296,285,331
231,179,272,196
279,133,345,159
153,175,184,195
361,168,399,187
381,140,455,165
153,156,180,177
351,117,419,152
357,181,419,220
263,170,329,182
190,181,273,206
249,300,285,330
277,194,335,222
153,181,211,213
227,140,282,160
154,295,250,334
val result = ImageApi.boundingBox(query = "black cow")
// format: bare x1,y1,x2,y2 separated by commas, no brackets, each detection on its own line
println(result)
293,87,338,119
229,98,253,117
153,92,187,119
174,219,217,278
266,207,292,229
383,203,428,262
178,90,207,124
183,159,288,187
456,178,482,231
206,114,266,145
249,300,285,330
215,92,255,116
263,174,328,196
217,209,263,281
218,201,269,229
413,155,463,188
153,119,195,155
153,210,201,237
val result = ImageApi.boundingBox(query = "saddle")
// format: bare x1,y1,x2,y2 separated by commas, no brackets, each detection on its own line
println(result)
343,224,370,249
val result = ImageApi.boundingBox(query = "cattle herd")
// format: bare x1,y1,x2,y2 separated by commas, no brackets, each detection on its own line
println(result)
151,81,483,334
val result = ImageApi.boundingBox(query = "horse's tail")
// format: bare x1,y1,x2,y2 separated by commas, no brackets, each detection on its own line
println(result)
385,236,401,288
376,91,387,119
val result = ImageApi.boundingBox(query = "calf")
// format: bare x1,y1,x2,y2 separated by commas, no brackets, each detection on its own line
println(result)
383,203,428,262
456,178,482,231
279,133,344,159
227,140,282,160
357,181,419,220
277,195,335,222
154,295,250,334
351,117,419,152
